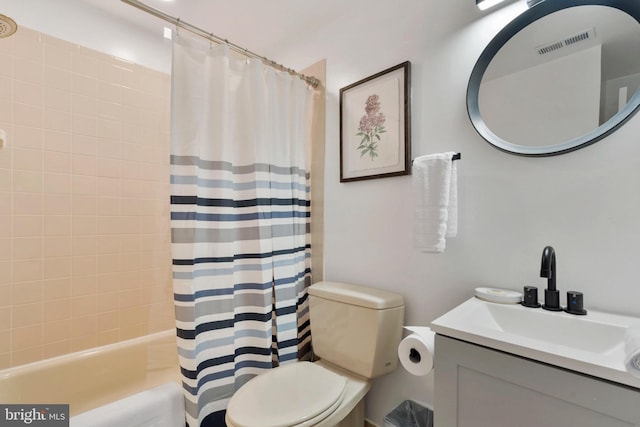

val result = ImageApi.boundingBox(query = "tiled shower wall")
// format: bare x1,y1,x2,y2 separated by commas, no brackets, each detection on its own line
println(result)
0,27,174,369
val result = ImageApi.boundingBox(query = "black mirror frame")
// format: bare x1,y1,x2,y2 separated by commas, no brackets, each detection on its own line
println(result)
467,0,640,156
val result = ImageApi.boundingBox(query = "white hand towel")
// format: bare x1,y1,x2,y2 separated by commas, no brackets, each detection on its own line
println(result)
412,152,458,253
624,323,640,378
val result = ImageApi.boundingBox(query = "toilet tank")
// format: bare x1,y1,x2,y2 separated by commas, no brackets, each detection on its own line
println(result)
308,281,405,379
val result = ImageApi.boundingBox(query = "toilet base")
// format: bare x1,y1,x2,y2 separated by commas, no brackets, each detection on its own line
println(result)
334,400,364,427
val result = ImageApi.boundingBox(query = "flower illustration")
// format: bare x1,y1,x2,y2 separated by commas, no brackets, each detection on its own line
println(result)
356,94,386,160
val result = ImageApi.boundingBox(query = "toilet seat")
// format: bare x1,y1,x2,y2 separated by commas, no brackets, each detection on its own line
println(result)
226,361,348,427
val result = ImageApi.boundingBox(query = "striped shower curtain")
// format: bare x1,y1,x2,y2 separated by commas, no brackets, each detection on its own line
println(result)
169,33,313,426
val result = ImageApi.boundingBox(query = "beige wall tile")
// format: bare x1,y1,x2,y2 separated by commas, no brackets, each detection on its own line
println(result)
43,298,71,322
13,237,43,260
45,43,73,72
13,28,42,62
71,295,97,318
44,151,72,173
0,215,10,237
0,169,13,194
0,268,13,288
43,256,72,280
12,301,44,327
5,28,173,367
12,324,43,350
44,215,72,236
72,195,96,215
44,67,72,92
14,125,44,150
44,87,72,113
44,130,72,153
0,283,10,303
44,237,72,257
13,215,43,237
70,315,96,337
72,93,96,116
43,278,72,301
69,334,97,352
42,340,70,359
0,76,10,100
12,259,43,283
13,193,43,215
71,255,96,277
14,104,43,128
44,172,73,194
71,215,96,236
0,329,11,354
71,74,97,97
71,154,97,176
97,329,119,346
13,57,43,84
11,280,43,305
72,114,96,137
14,80,43,107
14,148,43,171
71,276,96,297
0,238,10,261
0,192,11,214
44,109,72,133
12,346,43,366
72,135,97,156
13,171,43,193
44,194,71,215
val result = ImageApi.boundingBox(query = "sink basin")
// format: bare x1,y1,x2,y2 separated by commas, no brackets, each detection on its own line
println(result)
430,297,640,389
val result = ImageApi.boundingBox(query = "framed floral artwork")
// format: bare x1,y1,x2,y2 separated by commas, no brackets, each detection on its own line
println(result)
339,61,411,182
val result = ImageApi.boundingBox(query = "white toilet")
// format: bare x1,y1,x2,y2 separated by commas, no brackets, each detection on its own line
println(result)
225,281,405,427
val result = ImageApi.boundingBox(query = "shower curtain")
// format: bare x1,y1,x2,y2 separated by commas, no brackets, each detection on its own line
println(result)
170,33,313,426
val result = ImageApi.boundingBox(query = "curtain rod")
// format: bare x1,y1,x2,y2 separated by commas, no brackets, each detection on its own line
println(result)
120,0,320,88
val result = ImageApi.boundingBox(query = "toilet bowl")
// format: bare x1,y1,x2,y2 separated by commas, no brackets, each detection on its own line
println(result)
225,360,370,427
224,281,404,427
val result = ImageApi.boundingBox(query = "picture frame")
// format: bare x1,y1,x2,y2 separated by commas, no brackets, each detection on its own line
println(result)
339,61,411,182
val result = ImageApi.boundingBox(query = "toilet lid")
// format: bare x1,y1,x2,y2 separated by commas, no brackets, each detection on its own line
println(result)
226,361,347,427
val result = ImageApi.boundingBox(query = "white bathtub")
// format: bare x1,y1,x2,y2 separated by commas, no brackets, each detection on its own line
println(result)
0,330,183,422
70,382,185,427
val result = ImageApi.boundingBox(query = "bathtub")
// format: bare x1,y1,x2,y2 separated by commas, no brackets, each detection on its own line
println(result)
0,330,184,424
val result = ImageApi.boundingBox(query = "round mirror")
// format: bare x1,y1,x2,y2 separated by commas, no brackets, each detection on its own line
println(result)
467,0,640,156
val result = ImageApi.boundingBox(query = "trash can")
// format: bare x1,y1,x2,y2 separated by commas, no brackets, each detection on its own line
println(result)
383,400,433,427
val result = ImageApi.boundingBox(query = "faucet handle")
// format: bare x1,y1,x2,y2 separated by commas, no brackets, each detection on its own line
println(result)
521,286,541,308
564,291,587,315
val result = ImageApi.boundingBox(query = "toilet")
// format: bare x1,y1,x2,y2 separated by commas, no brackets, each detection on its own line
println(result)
225,281,405,427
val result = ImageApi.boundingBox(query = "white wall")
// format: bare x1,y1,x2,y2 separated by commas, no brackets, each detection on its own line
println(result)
9,0,640,425
274,1,640,425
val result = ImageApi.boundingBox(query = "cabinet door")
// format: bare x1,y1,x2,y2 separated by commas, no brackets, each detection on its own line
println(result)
434,335,640,427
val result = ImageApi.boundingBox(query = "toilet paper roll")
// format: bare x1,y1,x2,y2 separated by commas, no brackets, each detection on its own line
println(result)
398,326,435,376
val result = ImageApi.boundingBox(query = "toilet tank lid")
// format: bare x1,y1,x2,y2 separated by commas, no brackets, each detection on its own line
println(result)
309,281,404,309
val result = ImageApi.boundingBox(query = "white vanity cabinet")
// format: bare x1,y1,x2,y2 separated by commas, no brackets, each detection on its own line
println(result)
434,335,640,427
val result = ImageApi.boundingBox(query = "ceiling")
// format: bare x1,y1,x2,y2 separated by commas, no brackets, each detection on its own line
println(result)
80,0,359,58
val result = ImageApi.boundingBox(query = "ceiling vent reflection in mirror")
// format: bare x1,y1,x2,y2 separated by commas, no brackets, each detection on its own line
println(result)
536,28,595,55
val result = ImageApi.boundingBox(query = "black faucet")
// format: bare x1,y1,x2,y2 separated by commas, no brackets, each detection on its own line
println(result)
540,246,562,311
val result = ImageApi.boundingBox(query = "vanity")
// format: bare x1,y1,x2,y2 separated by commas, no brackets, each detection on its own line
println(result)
430,297,640,427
